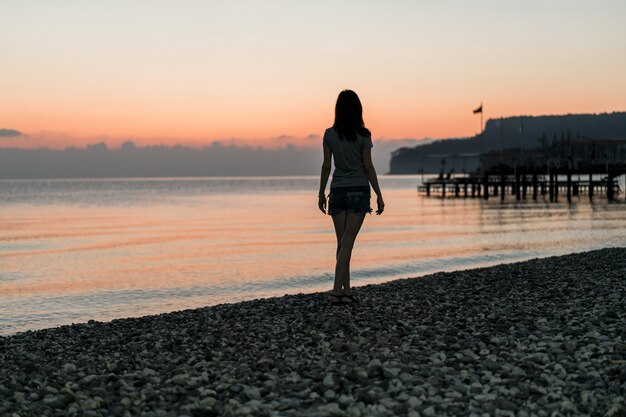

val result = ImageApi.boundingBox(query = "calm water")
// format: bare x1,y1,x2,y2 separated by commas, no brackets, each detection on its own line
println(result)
1,175,625,335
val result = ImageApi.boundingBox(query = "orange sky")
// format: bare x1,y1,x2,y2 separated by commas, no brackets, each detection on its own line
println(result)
1,1,625,149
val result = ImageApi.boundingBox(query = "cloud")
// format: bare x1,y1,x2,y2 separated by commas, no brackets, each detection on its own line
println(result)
0,129,22,137
0,130,434,177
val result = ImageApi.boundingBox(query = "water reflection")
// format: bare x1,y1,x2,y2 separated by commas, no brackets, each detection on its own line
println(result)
1,176,625,334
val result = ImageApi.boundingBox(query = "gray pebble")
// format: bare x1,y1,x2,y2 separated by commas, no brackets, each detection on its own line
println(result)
323,373,334,388
244,387,261,400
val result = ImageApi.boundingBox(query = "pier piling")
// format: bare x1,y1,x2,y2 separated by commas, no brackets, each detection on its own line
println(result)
482,174,488,200
418,166,625,202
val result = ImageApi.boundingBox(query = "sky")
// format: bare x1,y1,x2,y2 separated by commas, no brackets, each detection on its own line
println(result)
1,0,625,149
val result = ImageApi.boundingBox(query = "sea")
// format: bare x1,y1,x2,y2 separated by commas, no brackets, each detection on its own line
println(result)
1,175,625,335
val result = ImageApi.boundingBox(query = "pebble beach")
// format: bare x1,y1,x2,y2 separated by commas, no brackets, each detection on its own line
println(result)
1,248,625,417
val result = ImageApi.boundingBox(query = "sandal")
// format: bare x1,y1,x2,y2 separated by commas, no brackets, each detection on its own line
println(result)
329,292,344,305
341,294,358,304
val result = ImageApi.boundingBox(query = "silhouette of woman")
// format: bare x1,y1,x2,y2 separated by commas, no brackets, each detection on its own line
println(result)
318,90,385,305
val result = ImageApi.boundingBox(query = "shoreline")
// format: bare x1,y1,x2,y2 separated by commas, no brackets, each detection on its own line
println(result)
1,248,625,416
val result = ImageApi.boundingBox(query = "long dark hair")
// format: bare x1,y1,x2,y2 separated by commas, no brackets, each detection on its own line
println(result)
333,90,371,142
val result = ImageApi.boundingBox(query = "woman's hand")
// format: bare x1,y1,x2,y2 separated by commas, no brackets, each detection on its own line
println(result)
318,194,326,214
376,195,385,215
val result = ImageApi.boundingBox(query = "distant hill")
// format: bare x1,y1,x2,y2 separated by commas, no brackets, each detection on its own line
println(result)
389,112,626,173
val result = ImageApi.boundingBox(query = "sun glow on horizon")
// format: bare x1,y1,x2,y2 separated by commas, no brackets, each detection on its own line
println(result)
1,1,625,149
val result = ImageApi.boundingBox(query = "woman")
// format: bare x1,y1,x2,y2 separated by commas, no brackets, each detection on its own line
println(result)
318,90,384,305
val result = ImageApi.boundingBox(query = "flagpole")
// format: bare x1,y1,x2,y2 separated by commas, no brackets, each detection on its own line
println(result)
473,102,484,171
480,102,483,155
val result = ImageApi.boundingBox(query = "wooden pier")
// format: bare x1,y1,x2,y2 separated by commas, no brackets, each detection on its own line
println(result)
419,168,626,202
419,137,626,202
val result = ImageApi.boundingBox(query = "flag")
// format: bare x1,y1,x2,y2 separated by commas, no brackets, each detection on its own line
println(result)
473,104,482,114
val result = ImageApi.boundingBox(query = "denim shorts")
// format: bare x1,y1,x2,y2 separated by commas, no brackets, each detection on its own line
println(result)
328,186,372,216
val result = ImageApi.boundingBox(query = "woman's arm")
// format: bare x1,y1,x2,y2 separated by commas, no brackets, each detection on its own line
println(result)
362,148,385,215
318,143,332,213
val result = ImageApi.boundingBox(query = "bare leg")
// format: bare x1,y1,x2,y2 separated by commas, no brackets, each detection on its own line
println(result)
332,210,366,295
331,211,347,294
